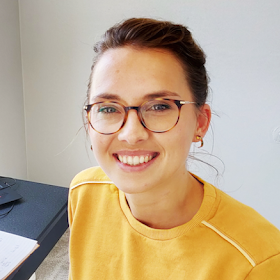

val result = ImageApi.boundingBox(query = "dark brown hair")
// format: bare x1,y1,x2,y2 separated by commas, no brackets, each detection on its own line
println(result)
86,17,209,107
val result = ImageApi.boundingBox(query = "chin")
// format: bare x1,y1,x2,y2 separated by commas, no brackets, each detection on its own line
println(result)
111,175,152,194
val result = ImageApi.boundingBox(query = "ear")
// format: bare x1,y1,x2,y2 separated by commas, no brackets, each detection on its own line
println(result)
193,104,211,141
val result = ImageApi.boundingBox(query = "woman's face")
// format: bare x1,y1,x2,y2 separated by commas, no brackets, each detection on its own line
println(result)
88,47,209,194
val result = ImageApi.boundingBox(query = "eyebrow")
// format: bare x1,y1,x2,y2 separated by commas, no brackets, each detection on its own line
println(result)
93,91,181,101
145,91,181,99
93,93,121,101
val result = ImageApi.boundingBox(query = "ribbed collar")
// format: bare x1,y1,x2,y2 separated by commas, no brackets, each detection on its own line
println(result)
119,174,218,240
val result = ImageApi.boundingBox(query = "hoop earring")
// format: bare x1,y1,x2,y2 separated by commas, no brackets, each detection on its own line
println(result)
196,136,204,148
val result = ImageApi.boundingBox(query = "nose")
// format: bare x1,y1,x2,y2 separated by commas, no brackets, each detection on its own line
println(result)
117,109,149,144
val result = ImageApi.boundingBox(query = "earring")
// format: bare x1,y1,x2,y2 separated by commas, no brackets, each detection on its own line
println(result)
196,135,204,148
90,145,93,151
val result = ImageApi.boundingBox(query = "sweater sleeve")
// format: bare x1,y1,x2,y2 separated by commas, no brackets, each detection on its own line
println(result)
244,254,280,279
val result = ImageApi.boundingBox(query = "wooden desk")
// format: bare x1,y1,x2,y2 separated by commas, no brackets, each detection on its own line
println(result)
0,178,69,280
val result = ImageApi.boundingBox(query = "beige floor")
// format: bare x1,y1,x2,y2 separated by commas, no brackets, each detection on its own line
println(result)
35,228,69,280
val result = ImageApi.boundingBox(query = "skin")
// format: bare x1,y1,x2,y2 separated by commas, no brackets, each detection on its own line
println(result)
88,46,211,229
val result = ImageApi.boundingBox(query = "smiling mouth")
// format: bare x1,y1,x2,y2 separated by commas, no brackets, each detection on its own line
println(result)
114,153,159,166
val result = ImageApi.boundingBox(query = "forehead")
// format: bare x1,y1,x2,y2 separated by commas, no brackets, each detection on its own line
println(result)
89,47,192,103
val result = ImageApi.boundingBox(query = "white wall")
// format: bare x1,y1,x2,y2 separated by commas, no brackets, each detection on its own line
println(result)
0,0,27,179
18,0,280,228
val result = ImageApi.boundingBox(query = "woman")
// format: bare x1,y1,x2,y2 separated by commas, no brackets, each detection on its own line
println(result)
68,18,280,279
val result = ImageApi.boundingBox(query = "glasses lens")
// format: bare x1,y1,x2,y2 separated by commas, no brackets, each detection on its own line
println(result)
89,102,125,134
141,100,179,132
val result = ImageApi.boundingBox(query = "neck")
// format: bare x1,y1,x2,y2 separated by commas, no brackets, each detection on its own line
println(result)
125,172,204,229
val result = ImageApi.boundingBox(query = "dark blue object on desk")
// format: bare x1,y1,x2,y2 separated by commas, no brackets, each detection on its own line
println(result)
0,179,69,280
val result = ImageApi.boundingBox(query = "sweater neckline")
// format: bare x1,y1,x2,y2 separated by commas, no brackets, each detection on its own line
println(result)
119,174,217,240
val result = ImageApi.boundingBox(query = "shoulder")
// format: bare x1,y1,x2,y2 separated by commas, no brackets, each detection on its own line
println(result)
69,166,118,203
70,166,113,190
203,184,280,269
68,166,119,228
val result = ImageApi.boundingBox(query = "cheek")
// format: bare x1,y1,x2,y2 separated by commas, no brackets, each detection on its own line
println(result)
169,122,196,156
156,128,192,160
89,131,111,159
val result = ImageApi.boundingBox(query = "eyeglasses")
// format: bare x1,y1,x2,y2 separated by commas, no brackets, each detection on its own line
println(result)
84,98,197,135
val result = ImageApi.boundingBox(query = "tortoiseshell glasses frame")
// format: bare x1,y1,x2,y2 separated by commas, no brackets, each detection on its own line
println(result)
84,98,197,135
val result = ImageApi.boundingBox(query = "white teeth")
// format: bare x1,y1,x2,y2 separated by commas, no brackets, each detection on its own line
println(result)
118,155,154,166
140,156,144,164
127,156,133,165
145,156,149,163
133,156,140,165
123,156,127,164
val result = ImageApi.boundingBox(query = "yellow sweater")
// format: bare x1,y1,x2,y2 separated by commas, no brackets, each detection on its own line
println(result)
68,167,280,279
